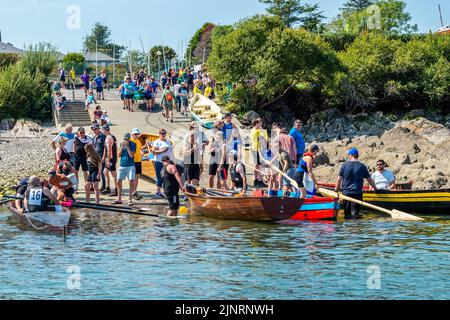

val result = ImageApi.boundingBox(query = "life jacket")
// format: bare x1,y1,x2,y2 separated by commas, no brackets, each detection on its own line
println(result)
298,152,315,173
230,163,245,188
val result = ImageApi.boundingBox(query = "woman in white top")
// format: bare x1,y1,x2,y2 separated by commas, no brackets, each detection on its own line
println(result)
149,128,174,197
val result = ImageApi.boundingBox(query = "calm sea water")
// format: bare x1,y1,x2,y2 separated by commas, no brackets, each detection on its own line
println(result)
0,207,449,300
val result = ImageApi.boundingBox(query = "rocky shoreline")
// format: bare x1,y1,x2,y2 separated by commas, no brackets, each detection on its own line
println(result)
0,120,56,195
1,112,449,195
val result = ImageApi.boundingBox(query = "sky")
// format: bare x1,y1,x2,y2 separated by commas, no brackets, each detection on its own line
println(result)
0,0,448,55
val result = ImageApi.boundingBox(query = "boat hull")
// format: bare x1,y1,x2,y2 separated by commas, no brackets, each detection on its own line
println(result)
8,204,71,234
319,184,450,215
186,193,338,222
363,189,450,215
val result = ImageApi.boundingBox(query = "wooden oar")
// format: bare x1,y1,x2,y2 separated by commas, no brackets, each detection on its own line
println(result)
242,162,267,177
253,161,302,192
63,202,159,217
318,188,423,221
0,198,13,205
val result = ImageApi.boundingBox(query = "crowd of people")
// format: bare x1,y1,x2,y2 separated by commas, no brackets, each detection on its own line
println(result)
16,67,398,218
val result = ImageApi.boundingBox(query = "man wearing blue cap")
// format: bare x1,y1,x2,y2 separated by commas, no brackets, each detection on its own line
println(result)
335,148,377,219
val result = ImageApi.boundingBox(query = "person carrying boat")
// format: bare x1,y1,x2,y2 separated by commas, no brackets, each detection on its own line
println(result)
295,144,320,198
24,176,61,213
229,150,247,194
335,148,378,219
161,155,186,217
371,159,396,190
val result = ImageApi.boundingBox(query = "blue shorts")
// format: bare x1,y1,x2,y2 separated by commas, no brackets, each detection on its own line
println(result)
118,166,136,181
124,94,133,100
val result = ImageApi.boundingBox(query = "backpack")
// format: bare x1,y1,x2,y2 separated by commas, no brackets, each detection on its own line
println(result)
165,92,173,102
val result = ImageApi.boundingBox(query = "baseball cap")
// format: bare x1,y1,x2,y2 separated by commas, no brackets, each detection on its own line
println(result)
101,124,110,131
224,113,232,118
131,128,141,135
161,155,170,162
310,144,319,152
348,148,359,156
91,123,100,130
123,133,131,140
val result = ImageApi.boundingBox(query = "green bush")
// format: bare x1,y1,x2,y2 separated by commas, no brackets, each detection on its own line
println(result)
0,63,51,120
0,53,20,69
63,52,85,64
20,43,58,77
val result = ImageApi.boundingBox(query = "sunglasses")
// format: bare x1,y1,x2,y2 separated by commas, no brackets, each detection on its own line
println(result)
377,163,385,166
160,132,167,135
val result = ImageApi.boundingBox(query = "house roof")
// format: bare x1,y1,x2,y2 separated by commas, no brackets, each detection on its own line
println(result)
84,51,115,62
0,41,24,54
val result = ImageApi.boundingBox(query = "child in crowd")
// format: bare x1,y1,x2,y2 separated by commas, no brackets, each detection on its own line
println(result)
85,91,96,110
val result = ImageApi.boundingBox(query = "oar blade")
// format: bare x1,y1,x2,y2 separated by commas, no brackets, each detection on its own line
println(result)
391,209,424,221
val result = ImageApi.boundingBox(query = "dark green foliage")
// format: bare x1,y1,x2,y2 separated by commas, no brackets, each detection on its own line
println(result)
0,53,20,68
341,0,374,13
83,22,125,58
259,0,325,30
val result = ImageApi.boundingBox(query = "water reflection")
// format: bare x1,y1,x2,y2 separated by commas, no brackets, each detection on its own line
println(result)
0,206,449,299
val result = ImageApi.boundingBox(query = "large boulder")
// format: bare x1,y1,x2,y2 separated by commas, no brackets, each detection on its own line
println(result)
11,119,44,137
0,118,15,131
241,110,261,126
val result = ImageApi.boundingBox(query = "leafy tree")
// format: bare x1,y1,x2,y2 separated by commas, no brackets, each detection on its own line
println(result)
208,15,340,111
341,0,374,13
83,22,125,58
148,45,177,73
62,52,85,64
328,0,417,35
259,0,325,30
186,23,216,65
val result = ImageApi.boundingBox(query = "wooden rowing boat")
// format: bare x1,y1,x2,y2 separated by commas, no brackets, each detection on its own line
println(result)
319,184,450,215
189,94,223,129
363,189,450,215
138,133,161,181
185,189,339,222
7,203,71,234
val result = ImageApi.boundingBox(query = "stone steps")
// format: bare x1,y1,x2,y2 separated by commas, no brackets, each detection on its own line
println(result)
55,101,92,129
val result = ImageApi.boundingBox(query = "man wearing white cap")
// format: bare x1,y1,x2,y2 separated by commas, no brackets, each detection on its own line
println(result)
130,128,144,200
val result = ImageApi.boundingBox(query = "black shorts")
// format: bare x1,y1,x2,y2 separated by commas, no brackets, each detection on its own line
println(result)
135,162,142,175
120,94,124,101
294,171,305,188
144,93,152,100
96,87,103,93
105,160,117,172
219,164,229,180
124,94,133,100
87,165,100,182
166,192,180,210
83,83,89,90
75,157,88,171
208,163,218,176
185,164,200,181
103,78,108,84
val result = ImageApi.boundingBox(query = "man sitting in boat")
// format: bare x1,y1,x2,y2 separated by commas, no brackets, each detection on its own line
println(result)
23,176,61,213
229,150,247,194
371,159,396,190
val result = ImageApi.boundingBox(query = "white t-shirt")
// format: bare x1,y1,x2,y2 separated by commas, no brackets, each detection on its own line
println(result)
372,169,396,190
152,139,173,162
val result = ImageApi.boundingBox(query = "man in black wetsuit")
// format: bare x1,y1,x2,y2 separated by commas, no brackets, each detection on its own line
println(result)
161,155,186,217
